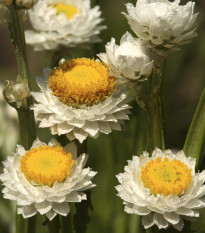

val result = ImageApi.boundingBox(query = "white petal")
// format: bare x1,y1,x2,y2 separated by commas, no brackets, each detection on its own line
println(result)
163,212,180,225
142,213,154,229
52,202,70,216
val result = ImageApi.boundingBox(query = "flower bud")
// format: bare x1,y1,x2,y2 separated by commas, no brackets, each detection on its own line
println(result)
98,32,153,84
5,75,30,108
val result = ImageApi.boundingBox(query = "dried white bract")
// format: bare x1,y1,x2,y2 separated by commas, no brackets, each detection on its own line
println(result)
98,32,153,85
123,0,198,56
6,75,30,108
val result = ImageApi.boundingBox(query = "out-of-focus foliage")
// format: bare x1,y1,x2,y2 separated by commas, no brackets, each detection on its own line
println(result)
0,0,205,233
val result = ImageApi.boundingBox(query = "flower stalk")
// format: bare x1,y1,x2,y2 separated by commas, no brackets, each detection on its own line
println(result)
6,4,36,233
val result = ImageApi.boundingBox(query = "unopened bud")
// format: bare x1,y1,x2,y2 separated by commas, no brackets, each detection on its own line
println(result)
6,75,30,108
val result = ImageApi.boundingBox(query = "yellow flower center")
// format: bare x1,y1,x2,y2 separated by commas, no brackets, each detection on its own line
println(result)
53,3,78,20
20,145,75,186
141,157,192,196
48,58,115,106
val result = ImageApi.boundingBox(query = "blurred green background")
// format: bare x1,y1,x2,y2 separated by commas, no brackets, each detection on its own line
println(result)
0,0,205,233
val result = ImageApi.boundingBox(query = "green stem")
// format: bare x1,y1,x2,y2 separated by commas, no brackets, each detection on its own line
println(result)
183,88,205,170
60,215,73,233
73,139,92,233
47,216,61,233
147,67,165,153
8,5,29,83
7,5,37,233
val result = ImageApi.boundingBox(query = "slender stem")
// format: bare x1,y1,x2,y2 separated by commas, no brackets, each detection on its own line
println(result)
47,217,61,233
7,5,37,233
73,139,92,233
60,215,73,233
147,65,165,153
8,5,30,83
183,88,205,170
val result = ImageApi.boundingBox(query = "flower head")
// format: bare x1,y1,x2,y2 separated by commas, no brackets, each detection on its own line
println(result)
0,138,96,220
25,0,106,51
31,58,131,143
98,32,153,84
122,0,198,56
5,75,30,108
116,148,205,231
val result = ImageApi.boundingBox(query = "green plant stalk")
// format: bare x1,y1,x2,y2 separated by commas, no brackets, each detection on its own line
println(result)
73,139,92,233
183,87,205,170
47,216,61,233
147,68,165,153
7,4,37,233
60,215,73,233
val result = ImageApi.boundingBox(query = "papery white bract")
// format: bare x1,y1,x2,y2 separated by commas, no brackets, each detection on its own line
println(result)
25,0,106,51
0,138,97,220
31,58,131,143
123,0,198,56
116,148,205,231
98,32,153,84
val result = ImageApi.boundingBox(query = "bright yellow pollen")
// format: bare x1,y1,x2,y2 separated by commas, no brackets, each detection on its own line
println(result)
48,58,116,106
141,157,192,196
53,3,78,20
20,145,75,186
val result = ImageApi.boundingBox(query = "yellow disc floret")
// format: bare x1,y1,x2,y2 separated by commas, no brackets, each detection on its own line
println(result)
141,157,192,196
20,145,75,186
53,3,79,20
48,58,115,106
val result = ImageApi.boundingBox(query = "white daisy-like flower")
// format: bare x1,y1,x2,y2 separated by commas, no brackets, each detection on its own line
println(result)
122,0,198,56
25,0,106,51
31,58,131,143
98,32,153,85
116,148,205,231
0,138,97,220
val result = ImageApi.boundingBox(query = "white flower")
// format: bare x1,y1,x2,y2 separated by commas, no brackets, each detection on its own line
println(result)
122,0,198,56
116,148,205,231
0,138,97,220
31,58,131,143
98,32,153,84
25,0,106,51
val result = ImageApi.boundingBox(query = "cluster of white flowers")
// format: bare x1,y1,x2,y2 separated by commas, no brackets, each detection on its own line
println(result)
0,0,203,232
98,0,198,84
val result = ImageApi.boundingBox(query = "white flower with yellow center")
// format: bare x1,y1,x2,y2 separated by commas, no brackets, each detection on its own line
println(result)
25,0,106,51
0,138,96,220
122,0,198,56
31,58,131,143
116,148,205,231
98,32,153,84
